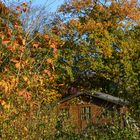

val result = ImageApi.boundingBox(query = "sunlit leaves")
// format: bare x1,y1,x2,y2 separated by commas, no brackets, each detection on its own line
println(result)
0,3,62,138
18,89,32,101
0,0,140,137
56,0,140,99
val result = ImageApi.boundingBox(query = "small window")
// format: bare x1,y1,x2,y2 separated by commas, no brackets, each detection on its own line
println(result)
81,107,91,120
60,108,69,119
101,107,118,118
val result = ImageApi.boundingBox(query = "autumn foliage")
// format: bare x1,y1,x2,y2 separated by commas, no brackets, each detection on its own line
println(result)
57,0,140,125
0,1,62,138
57,0,140,97
0,0,140,139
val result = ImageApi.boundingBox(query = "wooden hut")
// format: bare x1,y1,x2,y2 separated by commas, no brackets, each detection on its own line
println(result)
57,92,129,131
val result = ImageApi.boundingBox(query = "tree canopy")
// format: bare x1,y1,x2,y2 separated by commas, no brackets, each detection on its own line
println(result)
52,0,140,97
0,0,140,138
49,0,140,118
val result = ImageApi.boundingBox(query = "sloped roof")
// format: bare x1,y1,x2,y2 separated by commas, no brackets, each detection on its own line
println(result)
59,91,130,106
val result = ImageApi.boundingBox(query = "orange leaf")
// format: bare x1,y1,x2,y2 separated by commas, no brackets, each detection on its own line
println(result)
16,6,21,11
2,40,10,45
15,63,20,69
44,69,51,77
23,76,28,82
44,34,49,40
47,58,53,65
18,90,32,100
11,59,19,63
50,43,56,49
53,48,58,54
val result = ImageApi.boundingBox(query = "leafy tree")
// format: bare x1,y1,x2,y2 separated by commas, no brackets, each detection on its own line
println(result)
0,2,61,139
53,0,140,96
0,0,140,138
48,0,140,119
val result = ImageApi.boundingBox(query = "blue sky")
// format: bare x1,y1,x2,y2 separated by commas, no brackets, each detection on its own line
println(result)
32,0,64,12
3,0,64,12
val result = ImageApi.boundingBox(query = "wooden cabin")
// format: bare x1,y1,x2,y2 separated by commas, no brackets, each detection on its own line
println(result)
57,92,129,131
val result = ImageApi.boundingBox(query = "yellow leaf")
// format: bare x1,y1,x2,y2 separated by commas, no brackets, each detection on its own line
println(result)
1,100,6,106
23,76,28,82
33,43,39,48
22,39,26,45
23,126,28,132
